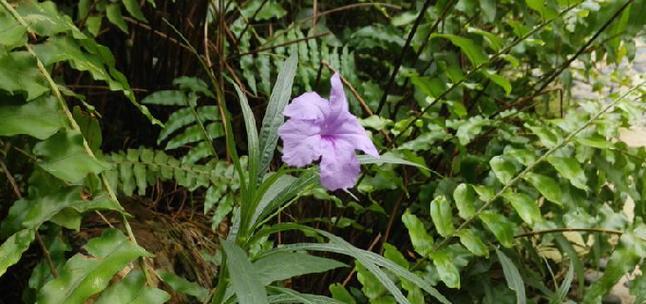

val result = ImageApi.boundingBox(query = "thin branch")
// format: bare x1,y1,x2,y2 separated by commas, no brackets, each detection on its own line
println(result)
376,0,440,114
514,228,623,238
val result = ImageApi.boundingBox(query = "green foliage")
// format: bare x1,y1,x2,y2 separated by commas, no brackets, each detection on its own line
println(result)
1,0,645,303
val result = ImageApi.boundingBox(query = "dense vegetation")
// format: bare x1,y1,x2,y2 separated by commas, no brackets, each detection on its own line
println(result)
0,0,645,303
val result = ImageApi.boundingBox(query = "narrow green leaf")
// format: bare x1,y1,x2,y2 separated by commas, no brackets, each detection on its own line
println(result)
221,240,268,304
495,249,526,304
234,83,260,191
524,172,563,206
456,229,488,257
479,211,514,248
357,153,430,171
258,54,297,176
501,191,541,226
552,261,574,303
38,229,149,304
0,229,35,277
429,249,460,288
254,252,346,285
0,96,64,139
547,156,589,191
430,196,454,237
95,270,170,304
251,170,317,228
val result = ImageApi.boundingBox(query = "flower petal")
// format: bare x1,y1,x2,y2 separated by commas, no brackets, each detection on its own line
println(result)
319,138,360,190
278,119,323,167
330,112,379,157
283,92,329,120
329,73,349,116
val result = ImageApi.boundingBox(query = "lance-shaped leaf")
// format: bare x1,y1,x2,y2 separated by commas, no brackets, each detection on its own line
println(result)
502,191,541,226
38,229,150,304
0,229,35,277
254,252,346,285
95,270,169,304
432,34,488,66
258,54,297,176
221,240,268,304
496,249,526,304
547,156,589,191
479,211,514,248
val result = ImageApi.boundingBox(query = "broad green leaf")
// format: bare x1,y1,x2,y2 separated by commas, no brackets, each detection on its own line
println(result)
429,249,460,288
402,210,433,257
525,0,557,18
478,0,496,22
473,185,495,201
453,183,477,219
479,211,514,248
73,106,102,152
258,54,297,176
482,70,511,96
410,75,446,98
547,156,589,191
15,1,76,36
38,229,149,304
495,249,526,304
1,188,122,237
629,272,646,304
527,125,560,148
356,262,396,303
0,229,35,277
254,252,346,285
106,3,128,33
523,172,563,206
490,156,517,184
329,283,357,304
430,196,454,237
468,28,502,51
456,229,488,257
221,240,268,304
85,16,102,36
0,96,64,139
358,153,429,171
0,14,26,48
95,270,170,304
158,271,208,302
501,191,541,226
33,130,111,183
0,51,49,100
432,34,488,66
121,0,147,22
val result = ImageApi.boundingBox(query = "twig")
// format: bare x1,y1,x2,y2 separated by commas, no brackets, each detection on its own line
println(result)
514,228,623,238
376,0,437,114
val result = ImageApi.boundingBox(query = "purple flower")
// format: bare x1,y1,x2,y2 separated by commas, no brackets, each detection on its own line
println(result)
278,73,379,190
